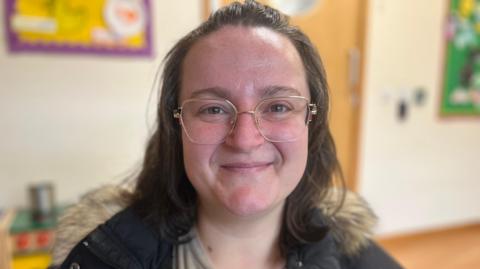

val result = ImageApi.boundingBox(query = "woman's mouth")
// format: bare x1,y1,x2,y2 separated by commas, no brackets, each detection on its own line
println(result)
220,162,272,172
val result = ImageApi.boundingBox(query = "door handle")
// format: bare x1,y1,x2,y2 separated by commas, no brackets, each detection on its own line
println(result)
348,47,361,106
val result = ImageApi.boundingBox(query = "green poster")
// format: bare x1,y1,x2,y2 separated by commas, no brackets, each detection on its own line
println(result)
442,0,480,116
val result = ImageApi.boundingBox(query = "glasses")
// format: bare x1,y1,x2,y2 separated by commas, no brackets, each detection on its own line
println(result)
174,96,317,144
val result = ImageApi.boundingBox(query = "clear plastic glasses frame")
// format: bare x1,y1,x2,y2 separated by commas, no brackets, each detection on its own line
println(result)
173,96,317,144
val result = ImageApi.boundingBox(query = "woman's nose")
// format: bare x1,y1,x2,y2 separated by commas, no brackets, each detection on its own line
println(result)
224,112,265,150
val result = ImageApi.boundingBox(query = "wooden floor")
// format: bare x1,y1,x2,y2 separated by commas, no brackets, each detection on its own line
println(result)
377,223,480,269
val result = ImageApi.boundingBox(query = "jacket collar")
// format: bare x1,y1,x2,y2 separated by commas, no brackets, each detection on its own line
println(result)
52,185,377,266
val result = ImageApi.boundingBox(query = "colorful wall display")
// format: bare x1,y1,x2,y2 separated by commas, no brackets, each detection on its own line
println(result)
5,0,152,56
442,0,480,116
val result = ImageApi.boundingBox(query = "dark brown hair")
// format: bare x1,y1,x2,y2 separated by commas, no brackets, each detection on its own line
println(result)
131,0,343,251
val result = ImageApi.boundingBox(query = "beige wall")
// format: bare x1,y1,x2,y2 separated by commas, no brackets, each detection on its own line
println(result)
359,0,480,235
0,1,202,208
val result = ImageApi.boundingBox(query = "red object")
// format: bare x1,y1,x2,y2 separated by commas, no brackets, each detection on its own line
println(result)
36,231,51,247
16,233,30,250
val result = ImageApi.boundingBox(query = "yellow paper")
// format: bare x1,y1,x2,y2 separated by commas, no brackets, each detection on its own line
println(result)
12,253,51,269
12,0,147,48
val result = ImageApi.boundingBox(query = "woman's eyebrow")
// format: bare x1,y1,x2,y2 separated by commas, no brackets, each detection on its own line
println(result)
189,85,301,99
189,87,230,99
262,86,302,97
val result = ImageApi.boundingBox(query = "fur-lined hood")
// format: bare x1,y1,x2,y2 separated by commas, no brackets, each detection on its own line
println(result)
52,185,377,266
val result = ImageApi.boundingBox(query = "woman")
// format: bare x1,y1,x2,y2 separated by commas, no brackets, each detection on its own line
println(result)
53,1,402,268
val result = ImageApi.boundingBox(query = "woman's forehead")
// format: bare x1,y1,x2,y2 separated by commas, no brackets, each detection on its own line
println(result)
188,26,299,63
179,25,308,101
202,25,289,50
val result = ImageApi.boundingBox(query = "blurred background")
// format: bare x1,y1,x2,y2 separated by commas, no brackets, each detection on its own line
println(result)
0,0,479,268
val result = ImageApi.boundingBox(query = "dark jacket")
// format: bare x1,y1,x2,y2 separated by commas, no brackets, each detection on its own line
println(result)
52,185,403,269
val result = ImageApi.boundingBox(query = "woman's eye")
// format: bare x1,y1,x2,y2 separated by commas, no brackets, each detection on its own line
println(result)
269,104,291,113
202,106,226,114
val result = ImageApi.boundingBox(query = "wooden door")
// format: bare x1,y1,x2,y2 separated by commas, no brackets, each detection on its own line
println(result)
203,0,367,190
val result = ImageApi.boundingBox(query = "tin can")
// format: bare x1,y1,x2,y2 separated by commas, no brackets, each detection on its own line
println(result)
29,182,55,223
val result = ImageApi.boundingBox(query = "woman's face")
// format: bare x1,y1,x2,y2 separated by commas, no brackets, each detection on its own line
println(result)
180,26,310,218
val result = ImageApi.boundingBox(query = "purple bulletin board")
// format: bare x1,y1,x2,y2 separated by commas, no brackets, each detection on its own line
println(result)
4,0,153,57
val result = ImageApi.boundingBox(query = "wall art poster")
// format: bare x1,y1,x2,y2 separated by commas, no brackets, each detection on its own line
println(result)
5,0,152,57
442,0,480,116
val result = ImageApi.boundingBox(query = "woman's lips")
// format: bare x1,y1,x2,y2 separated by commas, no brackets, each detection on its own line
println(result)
220,162,272,172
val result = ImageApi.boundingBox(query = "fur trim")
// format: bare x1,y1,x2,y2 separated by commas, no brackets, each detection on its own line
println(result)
52,185,376,265
51,185,131,265
319,190,377,257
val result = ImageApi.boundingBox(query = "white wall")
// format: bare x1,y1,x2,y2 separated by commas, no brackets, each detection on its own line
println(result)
0,1,202,208
359,0,480,236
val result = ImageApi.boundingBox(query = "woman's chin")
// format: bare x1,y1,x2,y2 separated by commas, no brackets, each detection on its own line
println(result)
222,187,278,217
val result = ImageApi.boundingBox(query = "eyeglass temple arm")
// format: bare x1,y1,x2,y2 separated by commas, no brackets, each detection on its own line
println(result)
173,108,182,119
307,104,317,123
309,104,317,115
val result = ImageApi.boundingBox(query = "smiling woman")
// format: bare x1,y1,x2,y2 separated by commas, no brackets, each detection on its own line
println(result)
51,1,402,269
180,26,311,223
